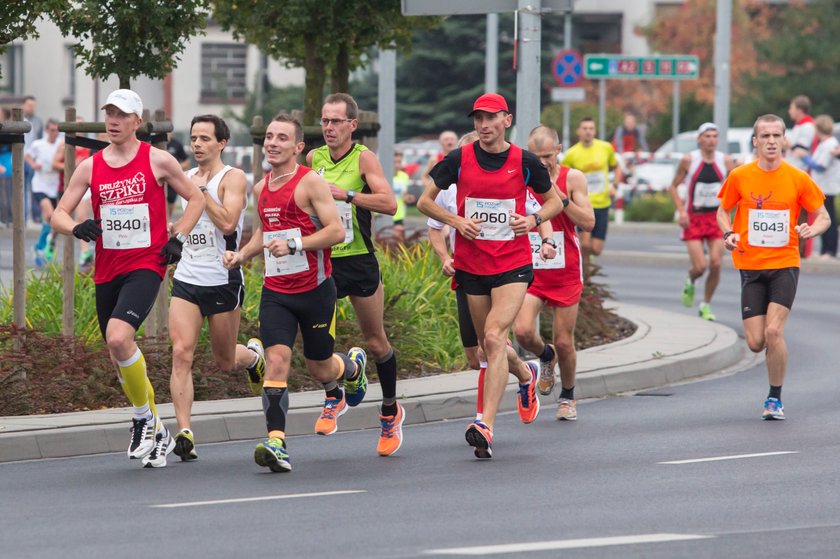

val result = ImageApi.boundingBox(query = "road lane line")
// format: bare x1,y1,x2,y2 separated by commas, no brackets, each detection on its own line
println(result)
423,533,713,555
150,489,365,508
659,451,799,465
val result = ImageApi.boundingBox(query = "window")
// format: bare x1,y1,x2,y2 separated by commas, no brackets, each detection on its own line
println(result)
201,43,247,104
0,44,24,96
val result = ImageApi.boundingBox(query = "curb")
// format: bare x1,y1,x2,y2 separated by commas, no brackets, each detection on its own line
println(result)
0,303,747,463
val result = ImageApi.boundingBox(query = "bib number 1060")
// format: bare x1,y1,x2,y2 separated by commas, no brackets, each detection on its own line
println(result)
470,211,508,223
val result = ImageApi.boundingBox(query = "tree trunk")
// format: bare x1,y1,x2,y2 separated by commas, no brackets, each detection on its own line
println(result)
303,39,326,126
331,42,350,93
119,74,131,90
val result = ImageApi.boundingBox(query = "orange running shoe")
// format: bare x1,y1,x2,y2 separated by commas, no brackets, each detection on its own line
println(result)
376,402,405,456
465,420,493,459
314,392,347,436
517,361,540,424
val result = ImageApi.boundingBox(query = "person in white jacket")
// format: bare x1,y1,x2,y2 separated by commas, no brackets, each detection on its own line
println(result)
802,114,839,258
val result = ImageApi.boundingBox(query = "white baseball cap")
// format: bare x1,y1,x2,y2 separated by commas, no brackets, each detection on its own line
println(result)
101,89,143,118
697,122,718,135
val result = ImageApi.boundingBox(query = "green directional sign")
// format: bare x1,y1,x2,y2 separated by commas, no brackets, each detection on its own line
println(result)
584,55,699,80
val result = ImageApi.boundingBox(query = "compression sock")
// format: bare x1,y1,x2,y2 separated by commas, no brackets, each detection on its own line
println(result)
377,348,397,415
117,348,151,416
538,343,556,363
768,385,782,400
262,380,289,437
476,361,487,420
332,352,357,381
322,380,343,400
560,385,575,400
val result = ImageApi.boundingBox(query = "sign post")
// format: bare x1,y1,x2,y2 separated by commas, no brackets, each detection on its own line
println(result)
552,48,582,148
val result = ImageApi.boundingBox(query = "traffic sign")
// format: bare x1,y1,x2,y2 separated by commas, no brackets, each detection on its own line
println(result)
584,54,699,80
552,50,583,87
550,87,585,102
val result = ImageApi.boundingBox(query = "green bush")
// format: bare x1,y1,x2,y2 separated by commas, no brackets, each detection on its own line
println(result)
623,192,676,223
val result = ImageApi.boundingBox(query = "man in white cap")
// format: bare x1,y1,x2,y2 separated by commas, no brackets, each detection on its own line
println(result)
668,122,735,320
51,89,205,468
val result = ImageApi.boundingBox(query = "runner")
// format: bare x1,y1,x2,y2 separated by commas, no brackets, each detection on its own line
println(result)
514,125,594,421
717,114,829,420
418,93,564,459
427,131,555,422
562,117,623,261
168,114,266,461
223,113,367,473
669,123,735,321
307,93,405,456
51,89,205,468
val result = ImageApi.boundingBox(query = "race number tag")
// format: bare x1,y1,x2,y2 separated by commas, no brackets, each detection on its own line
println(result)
263,228,309,277
183,219,217,263
529,232,566,270
748,209,789,247
692,181,722,210
335,201,354,243
585,171,606,194
101,204,150,250
465,197,515,240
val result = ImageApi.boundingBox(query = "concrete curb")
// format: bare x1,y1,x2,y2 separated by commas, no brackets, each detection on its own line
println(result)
0,302,747,463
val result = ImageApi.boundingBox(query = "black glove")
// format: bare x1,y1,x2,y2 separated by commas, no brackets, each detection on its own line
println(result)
72,219,102,242
159,236,183,265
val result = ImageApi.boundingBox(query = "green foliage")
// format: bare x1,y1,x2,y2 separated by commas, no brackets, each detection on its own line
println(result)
53,0,210,89
227,84,306,139
0,0,67,77
623,192,676,223
646,93,714,149
540,103,624,145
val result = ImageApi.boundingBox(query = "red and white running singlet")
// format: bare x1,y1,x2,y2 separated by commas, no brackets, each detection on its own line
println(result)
528,166,583,288
259,165,331,294
454,142,531,275
90,142,167,284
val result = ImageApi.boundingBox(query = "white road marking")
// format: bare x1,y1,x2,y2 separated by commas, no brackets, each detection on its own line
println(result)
652,244,685,252
424,533,713,555
659,451,799,465
150,489,365,508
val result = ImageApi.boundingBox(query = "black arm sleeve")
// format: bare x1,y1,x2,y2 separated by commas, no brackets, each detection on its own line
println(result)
428,148,462,190
522,150,552,194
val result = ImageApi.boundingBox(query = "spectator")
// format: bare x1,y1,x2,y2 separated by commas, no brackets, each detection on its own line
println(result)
802,115,839,258
22,95,44,223
785,95,818,258
421,130,458,185
391,151,413,244
611,111,649,154
0,107,12,225
24,118,62,266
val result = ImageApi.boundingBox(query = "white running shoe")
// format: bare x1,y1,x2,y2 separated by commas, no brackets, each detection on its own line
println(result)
127,416,156,459
142,427,175,468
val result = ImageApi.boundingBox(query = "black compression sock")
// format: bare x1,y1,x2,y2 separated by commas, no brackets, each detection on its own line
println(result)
376,349,397,401
560,386,575,400
768,385,782,400
381,402,398,417
538,344,555,363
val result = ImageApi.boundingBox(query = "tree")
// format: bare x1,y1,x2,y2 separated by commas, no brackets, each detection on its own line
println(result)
213,0,440,125
0,1,68,78
53,0,210,89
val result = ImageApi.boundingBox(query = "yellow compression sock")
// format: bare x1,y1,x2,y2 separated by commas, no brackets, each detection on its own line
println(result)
117,348,151,410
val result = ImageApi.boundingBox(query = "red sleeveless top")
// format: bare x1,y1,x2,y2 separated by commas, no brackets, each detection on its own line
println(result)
259,165,331,294
454,142,531,275
90,142,167,284
529,166,583,287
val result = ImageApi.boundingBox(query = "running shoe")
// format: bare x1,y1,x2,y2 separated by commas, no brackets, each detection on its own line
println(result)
173,428,198,461
344,347,368,407
556,398,577,421
34,248,46,268
538,343,557,396
254,437,292,473
245,338,266,396
314,392,347,435
465,420,493,459
517,361,541,424
44,243,55,262
762,397,785,420
698,303,716,321
127,416,156,459
142,427,175,468
376,402,405,456
681,278,695,308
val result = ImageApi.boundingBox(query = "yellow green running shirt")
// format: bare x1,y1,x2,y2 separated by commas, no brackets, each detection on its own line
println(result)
311,143,375,258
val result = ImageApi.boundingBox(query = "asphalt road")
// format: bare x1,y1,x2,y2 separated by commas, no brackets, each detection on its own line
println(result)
3,236,840,557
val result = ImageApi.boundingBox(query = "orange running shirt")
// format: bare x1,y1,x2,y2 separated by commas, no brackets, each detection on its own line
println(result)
717,160,824,270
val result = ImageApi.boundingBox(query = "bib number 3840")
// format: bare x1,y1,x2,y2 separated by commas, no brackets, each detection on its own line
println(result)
101,204,151,250
748,208,789,247
465,197,515,240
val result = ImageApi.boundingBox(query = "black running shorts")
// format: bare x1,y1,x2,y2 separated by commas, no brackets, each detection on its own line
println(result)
171,278,244,317
455,264,534,297
259,278,337,360
739,267,799,319
95,269,162,337
331,252,382,299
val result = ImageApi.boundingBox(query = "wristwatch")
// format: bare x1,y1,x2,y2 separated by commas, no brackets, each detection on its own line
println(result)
174,231,188,245
541,237,557,248
287,237,298,255
562,197,570,208
533,213,543,227
198,185,208,193
345,190,356,204
723,230,735,241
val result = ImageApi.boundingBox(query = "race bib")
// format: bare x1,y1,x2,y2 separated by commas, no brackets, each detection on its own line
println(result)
529,232,566,270
692,181,721,210
465,197,515,241
748,209,789,247
263,228,309,277
101,204,150,250
586,171,606,194
183,220,217,263
335,201,354,243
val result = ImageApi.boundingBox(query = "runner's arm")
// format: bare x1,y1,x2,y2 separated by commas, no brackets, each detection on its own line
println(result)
355,150,398,215
669,154,691,225
302,172,346,250
796,202,830,239
564,168,595,232
51,141,65,172
202,168,247,235
152,148,205,237
51,158,93,235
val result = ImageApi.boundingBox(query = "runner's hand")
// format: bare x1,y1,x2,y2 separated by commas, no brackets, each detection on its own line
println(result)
328,183,348,201
540,244,557,261
159,236,183,265
264,239,291,257
441,256,455,276
795,223,816,239
222,250,240,269
678,210,689,229
724,232,740,251
454,216,482,240
510,212,532,236
72,219,102,242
